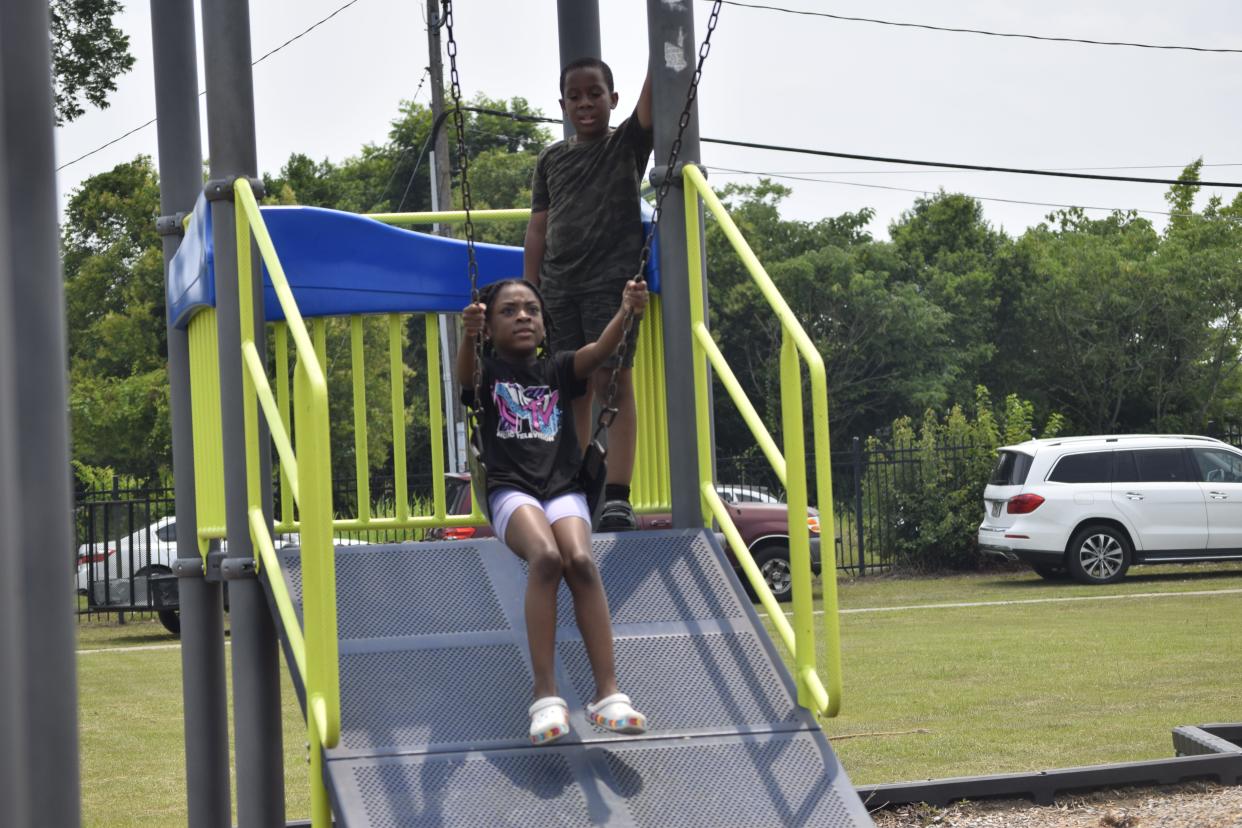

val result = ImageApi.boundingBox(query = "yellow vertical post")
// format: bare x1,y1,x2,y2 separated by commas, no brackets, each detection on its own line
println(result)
275,323,293,527
810,368,842,716
684,175,714,527
424,314,447,519
350,316,370,523
235,206,263,548
308,729,330,827
388,314,409,523
780,331,815,708
312,319,327,373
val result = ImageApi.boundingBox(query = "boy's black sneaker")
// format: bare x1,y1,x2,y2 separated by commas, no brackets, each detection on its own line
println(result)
598,499,638,531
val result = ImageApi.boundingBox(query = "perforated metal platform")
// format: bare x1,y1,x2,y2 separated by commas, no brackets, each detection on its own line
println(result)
270,529,873,827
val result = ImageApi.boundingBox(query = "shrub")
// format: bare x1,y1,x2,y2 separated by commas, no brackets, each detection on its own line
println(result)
865,387,1062,571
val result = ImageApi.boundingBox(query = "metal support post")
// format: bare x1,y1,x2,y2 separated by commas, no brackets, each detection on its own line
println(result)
200,1,284,825
427,6,466,470
556,0,601,138
150,1,233,825
0,1,79,824
0,49,31,828
647,0,709,528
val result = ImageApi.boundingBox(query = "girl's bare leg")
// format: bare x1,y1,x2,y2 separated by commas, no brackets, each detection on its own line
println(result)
551,516,619,702
504,506,564,699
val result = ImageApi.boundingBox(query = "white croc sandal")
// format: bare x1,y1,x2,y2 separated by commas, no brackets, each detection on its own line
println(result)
528,696,570,746
586,692,647,735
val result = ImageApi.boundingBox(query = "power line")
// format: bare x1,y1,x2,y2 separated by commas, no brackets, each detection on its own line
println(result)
251,0,363,67
704,137,1242,188
57,0,367,172
738,163,1242,176
376,67,431,202
714,0,1242,54
705,165,1238,222
427,108,1241,187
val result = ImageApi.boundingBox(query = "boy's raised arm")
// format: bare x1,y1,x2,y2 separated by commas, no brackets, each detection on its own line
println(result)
636,70,652,130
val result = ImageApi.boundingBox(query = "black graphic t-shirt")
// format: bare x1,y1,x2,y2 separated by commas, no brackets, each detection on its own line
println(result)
462,351,588,500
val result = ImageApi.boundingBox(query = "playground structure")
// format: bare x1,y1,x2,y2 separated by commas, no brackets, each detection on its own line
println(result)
161,0,864,826
6,0,861,820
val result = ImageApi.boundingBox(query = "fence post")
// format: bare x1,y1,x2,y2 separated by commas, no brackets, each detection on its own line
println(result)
852,437,866,576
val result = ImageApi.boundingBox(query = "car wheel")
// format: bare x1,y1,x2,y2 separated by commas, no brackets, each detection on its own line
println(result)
1066,525,1130,585
157,608,181,636
135,565,181,637
1031,563,1069,580
751,546,793,603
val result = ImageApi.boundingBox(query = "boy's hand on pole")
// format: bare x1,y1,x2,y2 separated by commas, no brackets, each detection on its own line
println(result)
462,302,486,337
622,280,648,319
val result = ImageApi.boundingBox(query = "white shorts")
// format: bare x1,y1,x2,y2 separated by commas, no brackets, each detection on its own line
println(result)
489,488,590,547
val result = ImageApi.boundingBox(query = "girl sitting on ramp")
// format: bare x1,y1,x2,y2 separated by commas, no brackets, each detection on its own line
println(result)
457,277,649,745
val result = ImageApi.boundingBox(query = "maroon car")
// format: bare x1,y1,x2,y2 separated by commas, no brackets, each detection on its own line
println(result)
431,473,822,602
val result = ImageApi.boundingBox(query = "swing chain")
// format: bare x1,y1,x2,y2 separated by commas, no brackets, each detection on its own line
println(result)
441,0,485,416
596,0,723,438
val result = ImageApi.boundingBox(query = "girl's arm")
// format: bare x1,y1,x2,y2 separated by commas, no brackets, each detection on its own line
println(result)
573,280,648,379
456,301,485,388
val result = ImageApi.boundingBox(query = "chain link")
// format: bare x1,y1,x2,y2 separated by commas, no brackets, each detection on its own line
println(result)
597,0,723,438
441,0,485,415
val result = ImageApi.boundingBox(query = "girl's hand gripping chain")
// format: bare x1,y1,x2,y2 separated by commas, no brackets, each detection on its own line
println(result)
621,279,648,320
462,301,486,339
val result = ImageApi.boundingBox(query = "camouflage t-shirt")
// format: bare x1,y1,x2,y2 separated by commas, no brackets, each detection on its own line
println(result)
530,114,654,296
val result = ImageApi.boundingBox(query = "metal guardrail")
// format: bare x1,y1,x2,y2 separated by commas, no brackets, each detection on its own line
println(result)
234,178,339,826
683,164,842,718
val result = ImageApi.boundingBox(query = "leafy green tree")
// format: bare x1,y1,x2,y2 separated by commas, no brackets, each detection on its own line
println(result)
50,0,135,124
264,94,551,222
889,192,1009,404
703,181,954,450
62,156,169,480
866,387,1063,571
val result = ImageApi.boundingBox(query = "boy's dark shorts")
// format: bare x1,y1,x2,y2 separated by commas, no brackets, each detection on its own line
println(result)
544,287,640,369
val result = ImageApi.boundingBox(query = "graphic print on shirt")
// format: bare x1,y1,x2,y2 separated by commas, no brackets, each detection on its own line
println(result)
493,381,559,441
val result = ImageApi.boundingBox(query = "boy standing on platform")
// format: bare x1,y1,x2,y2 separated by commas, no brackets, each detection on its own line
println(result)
524,56,653,531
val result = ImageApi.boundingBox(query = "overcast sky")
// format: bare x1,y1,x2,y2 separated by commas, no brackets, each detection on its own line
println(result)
53,0,1242,239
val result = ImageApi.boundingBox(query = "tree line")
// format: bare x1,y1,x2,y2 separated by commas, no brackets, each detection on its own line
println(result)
61,95,1242,488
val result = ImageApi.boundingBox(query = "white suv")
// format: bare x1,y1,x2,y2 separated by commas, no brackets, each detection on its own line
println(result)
977,434,1242,584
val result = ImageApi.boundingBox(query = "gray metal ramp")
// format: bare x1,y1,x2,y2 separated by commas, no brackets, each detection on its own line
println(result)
273,529,873,827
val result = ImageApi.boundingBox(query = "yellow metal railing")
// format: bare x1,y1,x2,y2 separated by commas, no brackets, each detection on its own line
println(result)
234,178,340,827
683,164,842,718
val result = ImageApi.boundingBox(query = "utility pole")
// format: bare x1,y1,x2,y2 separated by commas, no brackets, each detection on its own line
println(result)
427,0,464,471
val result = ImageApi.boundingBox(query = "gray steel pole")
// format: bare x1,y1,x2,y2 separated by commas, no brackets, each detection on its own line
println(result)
427,0,452,217
556,0,601,139
647,0,708,528
149,2,233,825
200,1,284,825
0,56,31,828
0,0,80,824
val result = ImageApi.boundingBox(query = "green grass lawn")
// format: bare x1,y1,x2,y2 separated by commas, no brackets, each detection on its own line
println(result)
76,561,1242,825
805,561,1242,784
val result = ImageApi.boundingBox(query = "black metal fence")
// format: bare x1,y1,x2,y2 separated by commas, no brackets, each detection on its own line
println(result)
718,438,993,576
75,483,177,626
75,438,996,627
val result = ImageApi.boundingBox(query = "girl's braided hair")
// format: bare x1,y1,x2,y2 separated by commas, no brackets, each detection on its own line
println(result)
475,278,557,359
